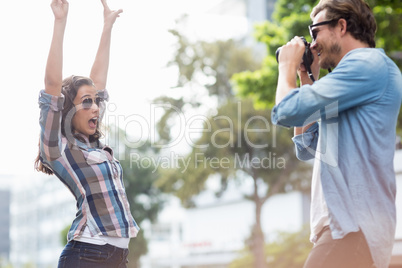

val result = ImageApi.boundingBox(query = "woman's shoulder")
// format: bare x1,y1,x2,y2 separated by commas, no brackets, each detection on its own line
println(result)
38,89,65,111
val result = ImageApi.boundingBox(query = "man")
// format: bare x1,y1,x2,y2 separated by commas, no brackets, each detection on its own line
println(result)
271,0,402,267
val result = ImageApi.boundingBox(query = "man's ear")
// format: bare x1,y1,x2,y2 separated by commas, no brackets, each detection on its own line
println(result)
338,18,347,36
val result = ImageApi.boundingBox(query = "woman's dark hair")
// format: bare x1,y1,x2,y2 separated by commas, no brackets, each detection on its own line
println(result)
60,75,103,142
35,75,103,175
311,0,377,48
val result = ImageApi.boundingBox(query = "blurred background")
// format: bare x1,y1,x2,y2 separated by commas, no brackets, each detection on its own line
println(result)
0,0,401,267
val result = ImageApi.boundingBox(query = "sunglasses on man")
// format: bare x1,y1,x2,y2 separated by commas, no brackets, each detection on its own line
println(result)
308,19,339,42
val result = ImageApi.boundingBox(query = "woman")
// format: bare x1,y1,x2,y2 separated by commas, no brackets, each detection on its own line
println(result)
35,0,139,267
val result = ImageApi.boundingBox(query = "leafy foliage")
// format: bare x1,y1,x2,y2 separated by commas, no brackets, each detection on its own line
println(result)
154,12,313,268
232,0,402,133
60,224,69,246
230,225,311,268
156,99,311,205
167,15,261,105
119,139,166,267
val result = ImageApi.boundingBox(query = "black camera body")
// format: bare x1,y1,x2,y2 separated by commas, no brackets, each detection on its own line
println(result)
275,36,315,81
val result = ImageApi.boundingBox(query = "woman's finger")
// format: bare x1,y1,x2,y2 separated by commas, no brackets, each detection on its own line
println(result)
100,0,109,10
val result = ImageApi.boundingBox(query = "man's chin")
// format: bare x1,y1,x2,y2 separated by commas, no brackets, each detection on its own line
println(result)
319,59,332,70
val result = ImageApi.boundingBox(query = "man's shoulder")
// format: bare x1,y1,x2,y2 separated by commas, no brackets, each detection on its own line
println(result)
340,48,387,74
344,48,385,63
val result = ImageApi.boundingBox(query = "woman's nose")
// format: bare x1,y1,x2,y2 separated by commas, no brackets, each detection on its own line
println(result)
91,102,100,111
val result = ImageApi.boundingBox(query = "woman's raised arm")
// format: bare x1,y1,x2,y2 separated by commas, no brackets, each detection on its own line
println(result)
44,0,69,96
90,0,123,90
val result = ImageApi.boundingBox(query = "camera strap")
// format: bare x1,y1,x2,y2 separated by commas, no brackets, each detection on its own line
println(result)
306,65,315,82
306,67,332,83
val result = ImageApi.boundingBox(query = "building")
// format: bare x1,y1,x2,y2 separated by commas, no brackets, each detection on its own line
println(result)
9,173,75,268
390,150,402,268
140,182,309,268
176,0,276,54
4,0,402,267
0,189,11,264
6,150,402,268
139,152,402,268
0,174,14,266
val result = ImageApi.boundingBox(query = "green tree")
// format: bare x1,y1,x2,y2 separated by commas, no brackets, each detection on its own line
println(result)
0,257,14,268
156,99,311,268
233,0,318,109
167,15,261,103
118,136,165,267
61,224,69,246
154,19,312,267
153,16,261,148
230,225,311,268
232,0,402,133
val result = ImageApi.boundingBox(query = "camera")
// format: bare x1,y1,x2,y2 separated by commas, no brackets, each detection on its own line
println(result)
275,36,315,81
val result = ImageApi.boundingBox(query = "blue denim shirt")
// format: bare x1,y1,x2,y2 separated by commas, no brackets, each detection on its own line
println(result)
272,48,402,268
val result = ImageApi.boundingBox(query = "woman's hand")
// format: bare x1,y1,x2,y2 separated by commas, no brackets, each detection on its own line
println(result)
50,0,69,21
90,0,123,90
100,0,123,28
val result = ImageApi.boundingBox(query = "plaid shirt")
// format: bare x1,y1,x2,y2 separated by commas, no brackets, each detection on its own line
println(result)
38,89,139,241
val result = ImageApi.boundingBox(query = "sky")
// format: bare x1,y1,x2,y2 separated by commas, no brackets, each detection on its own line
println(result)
0,0,249,176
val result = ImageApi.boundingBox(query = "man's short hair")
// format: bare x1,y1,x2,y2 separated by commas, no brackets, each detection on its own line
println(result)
311,0,377,48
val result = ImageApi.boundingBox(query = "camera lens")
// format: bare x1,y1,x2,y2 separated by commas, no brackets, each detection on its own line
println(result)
275,47,281,63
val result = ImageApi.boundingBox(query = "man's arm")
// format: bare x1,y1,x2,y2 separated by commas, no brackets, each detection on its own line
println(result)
274,36,320,135
275,37,306,105
90,0,123,91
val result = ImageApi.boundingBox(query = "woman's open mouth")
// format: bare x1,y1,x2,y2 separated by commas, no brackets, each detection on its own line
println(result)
89,117,98,129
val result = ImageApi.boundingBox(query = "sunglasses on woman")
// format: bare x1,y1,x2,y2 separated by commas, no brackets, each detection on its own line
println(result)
81,97,104,109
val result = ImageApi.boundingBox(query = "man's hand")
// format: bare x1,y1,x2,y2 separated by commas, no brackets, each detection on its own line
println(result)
275,37,306,105
298,48,320,85
100,0,123,28
50,0,69,21
278,37,306,72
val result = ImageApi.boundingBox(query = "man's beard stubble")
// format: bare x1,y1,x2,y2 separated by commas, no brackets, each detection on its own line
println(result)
320,41,342,70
